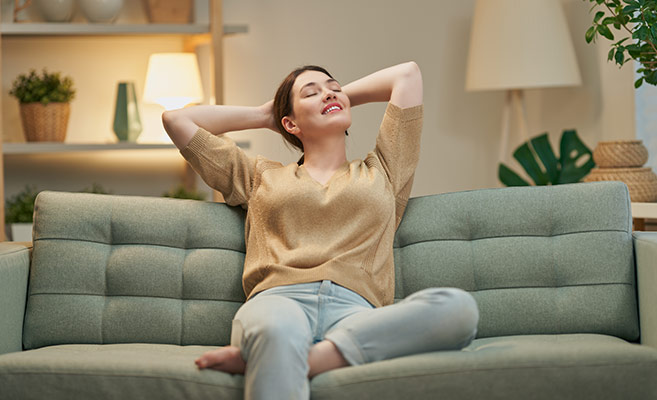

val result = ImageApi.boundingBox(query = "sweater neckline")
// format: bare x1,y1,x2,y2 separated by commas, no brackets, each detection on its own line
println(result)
299,160,351,187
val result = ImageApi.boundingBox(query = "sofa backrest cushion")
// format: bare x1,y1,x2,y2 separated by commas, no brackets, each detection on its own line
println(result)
24,192,246,349
393,181,639,341
24,181,639,349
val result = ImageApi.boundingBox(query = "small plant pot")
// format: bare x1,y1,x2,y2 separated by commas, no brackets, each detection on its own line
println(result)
19,102,70,142
592,140,649,168
10,223,33,242
143,0,192,23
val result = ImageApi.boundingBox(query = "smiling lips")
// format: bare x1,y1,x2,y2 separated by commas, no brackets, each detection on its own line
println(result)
322,103,343,115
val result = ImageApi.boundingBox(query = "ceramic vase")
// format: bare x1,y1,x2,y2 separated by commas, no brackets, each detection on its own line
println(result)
113,82,142,142
78,0,123,23
35,0,75,22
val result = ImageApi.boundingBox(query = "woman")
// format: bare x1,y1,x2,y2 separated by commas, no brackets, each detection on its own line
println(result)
162,62,479,400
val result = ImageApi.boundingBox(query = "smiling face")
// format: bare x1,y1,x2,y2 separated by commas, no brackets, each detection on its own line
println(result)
282,70,352,142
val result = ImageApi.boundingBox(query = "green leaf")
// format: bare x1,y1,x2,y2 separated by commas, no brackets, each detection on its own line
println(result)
623,4,640,13
594,10,606,22
513,143,550,185
586,26,597,43
558,130,596,184
634,25,649,40
530,133,560,183
650,23,657,41
635,76,645,88
608,47,615,61
615,48,626,64
598,24,615,40
645,69,657,85
5,185,39,223
626,43,643,57
499,164,530,187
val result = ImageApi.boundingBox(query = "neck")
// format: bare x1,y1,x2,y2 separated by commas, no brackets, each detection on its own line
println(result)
301,134,347,170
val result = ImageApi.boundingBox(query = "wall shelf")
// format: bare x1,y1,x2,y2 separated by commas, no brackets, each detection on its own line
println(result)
0,23,248,36
3,141,250,155
0,0,236,239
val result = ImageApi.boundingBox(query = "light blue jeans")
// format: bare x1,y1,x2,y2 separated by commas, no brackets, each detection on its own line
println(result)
230,280,479,400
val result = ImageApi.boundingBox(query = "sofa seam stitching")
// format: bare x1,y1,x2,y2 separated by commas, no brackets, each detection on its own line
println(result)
395,229,629,249
33,237,245,253
27,292,245,302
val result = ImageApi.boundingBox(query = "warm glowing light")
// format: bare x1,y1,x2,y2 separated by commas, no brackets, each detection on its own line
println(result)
143,53,204,110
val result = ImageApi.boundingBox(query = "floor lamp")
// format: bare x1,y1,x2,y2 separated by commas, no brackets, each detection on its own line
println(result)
465,0,582,166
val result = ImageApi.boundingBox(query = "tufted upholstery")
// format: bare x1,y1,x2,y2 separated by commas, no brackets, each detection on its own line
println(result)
6,181,657,400
23,181,638,351
23,192,247,349
394,181,638,340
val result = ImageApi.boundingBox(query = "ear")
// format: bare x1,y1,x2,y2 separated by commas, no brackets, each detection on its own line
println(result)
282,116,300,135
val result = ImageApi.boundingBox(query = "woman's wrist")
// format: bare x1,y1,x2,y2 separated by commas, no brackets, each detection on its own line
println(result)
259,100,277,132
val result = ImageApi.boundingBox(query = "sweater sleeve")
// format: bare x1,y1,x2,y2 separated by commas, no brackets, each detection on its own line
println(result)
180,127,256,208
374,102,423,211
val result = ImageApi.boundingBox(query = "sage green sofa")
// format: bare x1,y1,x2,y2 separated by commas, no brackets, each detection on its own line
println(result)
1,181,656,399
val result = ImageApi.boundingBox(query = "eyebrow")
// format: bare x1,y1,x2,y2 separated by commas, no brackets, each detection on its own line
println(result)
299,78,339,93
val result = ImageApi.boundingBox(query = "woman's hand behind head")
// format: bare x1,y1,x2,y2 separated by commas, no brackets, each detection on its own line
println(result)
260,100,278,133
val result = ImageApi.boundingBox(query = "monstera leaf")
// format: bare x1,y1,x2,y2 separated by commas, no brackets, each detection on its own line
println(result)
499,130,595,186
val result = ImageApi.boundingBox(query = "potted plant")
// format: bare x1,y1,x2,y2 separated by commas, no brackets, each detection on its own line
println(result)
9,69,76,142
584,0,657,88
582,1,657,202
499,130,596,186
143,0,192,24
162,184,207,201
5,185,40,242
80,183,112,195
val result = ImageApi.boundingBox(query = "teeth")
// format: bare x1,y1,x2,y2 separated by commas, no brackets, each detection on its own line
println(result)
323,106,340,114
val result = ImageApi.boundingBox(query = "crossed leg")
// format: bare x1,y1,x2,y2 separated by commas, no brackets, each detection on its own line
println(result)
196,287,478,379
195,339,346,378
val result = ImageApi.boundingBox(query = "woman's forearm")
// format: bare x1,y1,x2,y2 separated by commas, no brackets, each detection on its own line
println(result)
343,61,423,109
162,102,273,149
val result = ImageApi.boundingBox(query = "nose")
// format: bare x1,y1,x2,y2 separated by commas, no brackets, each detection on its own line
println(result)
323,88,337,101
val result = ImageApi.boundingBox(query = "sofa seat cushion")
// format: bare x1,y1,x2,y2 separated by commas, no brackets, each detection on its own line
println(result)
0,343,244,400
1,335,656,400
311,334,657,400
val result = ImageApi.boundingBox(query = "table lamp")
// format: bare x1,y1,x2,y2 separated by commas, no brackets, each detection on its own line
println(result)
143,52,204,141
465,0,582,164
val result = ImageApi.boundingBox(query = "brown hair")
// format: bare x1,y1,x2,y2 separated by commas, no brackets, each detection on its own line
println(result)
273,65,347,159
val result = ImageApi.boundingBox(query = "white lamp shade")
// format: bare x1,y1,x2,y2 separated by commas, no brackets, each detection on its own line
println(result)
465,0,582,91
143,53,204,110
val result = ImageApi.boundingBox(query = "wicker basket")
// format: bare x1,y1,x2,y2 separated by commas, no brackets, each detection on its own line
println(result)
19,102,70,142
592,140,648,168
143,0,192,24
584,167,657,202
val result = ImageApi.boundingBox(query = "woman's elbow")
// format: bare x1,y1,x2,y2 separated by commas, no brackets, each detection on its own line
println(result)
390,62,423,107
161,109,196,149
402,61,422,83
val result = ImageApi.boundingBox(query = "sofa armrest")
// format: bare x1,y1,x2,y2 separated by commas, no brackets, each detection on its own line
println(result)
0,242,31,355
634,232,657,349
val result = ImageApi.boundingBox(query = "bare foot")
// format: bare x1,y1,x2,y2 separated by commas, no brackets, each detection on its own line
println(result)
195,346,246,374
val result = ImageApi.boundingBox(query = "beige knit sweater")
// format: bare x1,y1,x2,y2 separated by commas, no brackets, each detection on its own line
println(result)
180,103,423,307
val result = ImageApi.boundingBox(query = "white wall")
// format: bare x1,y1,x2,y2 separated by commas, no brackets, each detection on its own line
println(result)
1,0,636,199
220,0,635,196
